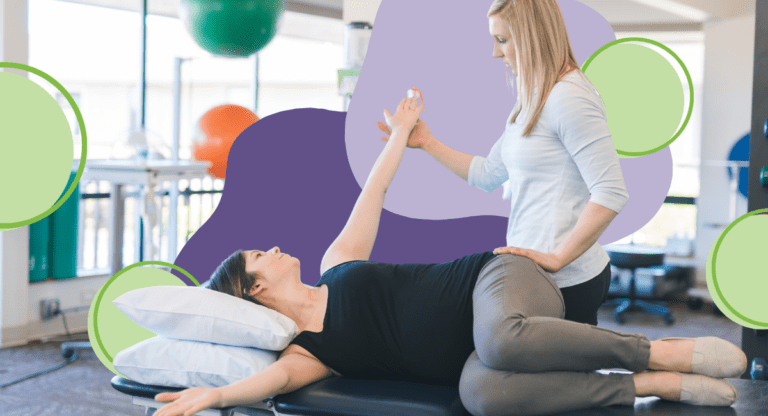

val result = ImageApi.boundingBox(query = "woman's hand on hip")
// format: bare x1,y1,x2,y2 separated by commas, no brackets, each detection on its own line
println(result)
493,246,565,273
154,387,224,416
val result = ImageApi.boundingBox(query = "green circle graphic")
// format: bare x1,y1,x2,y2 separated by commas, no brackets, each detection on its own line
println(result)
582,38,693,157
0,62,87,229
87,261,199,375
707,209,768,329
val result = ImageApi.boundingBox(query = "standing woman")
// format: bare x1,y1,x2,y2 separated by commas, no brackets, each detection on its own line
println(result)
379,0,626,326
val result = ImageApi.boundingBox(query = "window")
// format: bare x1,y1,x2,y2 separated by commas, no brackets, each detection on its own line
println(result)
28,0,345,271
612,32,704,248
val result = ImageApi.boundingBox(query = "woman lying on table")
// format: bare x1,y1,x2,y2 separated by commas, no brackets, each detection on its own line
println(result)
154,97,745,416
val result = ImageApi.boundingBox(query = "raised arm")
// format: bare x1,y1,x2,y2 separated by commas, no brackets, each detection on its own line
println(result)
376,88,503,187
320,98,423,275
153,350,333,416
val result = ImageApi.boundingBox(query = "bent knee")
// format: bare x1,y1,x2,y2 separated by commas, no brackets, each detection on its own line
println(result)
460,352,499,416
474,314,526,369
460,352,533,416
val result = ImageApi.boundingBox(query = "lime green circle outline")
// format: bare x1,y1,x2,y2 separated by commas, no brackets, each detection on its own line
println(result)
0,62,88,228
710,208,768,327
91,261,200,362
581,37,693,157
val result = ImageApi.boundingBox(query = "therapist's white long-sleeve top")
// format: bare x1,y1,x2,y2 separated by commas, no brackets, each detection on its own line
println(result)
468,70,628,288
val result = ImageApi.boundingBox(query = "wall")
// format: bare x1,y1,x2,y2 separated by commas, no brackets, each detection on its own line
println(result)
0,0,103,348
695,13,756,286
0,0,31,348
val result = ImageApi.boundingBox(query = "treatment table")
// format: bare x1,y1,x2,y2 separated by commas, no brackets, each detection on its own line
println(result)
112,375,768,416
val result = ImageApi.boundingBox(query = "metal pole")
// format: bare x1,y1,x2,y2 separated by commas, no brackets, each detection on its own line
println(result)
254,54,259,113
137,0,148,262
140,0,147,129
168,58,185,262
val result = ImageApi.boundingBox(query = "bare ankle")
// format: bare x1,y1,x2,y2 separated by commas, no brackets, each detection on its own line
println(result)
648,340,693,373
633,371,681,401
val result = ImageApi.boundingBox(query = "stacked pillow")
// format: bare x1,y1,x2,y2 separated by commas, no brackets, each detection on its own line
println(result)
112,285,299,389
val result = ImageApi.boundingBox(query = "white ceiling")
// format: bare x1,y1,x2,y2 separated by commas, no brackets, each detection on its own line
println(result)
56,0,756,30
56,0,343,19
581,0,755,31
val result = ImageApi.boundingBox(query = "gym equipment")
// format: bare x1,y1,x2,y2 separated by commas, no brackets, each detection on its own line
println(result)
112,376,465,416
604,244,675,325
180,0,284,58
743,0,768,381
49,170,79,279
607,264,693,301
112,375,768,415
28,215,49,282
193,105,259,179
28,170,80,282
727,133,750,197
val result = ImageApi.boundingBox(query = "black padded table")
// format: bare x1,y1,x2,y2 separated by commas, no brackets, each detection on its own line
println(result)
112,376,768,416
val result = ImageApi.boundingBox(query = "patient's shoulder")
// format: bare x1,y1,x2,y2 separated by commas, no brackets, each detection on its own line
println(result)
281,344,342,376
280,343,316,360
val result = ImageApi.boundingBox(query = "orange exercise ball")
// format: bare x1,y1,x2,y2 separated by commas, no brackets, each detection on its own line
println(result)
193,105,259,179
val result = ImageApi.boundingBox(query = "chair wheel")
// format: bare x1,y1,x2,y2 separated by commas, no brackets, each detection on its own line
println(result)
687,297,704,311
614,311,626,324
664,315,675,325
751,357,767,380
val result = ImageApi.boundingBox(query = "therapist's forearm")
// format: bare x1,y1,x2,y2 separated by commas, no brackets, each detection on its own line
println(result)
553,202,618,269
421,135,474,182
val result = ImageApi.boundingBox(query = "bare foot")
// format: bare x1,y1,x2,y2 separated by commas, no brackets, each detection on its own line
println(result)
633,371,682,401
648,339,694,373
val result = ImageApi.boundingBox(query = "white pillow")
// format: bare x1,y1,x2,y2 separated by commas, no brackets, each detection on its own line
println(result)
114,336,279,388
113,285,299,351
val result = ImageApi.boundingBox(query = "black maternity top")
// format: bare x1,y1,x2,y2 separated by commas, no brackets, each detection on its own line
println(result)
289,252,496,386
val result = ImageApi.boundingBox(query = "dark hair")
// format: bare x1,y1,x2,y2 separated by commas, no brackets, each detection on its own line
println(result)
204,249,261,305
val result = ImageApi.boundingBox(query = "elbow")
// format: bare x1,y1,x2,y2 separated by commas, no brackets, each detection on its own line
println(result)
274,368,292,395
618,192,629,213
612,188,629,214
590,188,628,216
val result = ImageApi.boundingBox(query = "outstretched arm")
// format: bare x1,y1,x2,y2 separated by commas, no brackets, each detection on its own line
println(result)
153,350,333,416
320,98,423,275
376,93,473,181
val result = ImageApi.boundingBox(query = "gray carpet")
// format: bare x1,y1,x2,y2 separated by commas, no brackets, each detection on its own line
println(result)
0,303,744,416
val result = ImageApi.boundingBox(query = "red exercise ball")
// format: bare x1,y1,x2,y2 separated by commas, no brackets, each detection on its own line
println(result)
193,104,259,179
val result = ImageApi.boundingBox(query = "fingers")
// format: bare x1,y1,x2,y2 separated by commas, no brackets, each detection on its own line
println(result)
376,121,391,135
493,246,516,255
156,392,180,402
380,136,389,142
411,87,425,112
383,109,392,121
185,405,203,416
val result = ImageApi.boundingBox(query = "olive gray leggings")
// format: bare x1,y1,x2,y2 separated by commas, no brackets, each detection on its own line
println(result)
460,254,652,416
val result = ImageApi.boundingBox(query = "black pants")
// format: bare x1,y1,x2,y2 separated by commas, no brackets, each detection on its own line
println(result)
559,262,612,326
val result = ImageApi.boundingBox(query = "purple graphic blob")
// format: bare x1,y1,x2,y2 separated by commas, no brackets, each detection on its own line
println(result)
599,148,674,245
173,109,506,287
345,0,616,220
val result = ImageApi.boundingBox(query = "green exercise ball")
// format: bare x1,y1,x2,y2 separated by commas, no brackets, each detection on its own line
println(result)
180,0,284,58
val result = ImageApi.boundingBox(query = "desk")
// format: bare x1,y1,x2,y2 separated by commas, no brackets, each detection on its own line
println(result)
77,159,211,276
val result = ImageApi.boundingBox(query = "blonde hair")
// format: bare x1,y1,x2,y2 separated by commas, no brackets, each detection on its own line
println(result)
488,0,582,136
